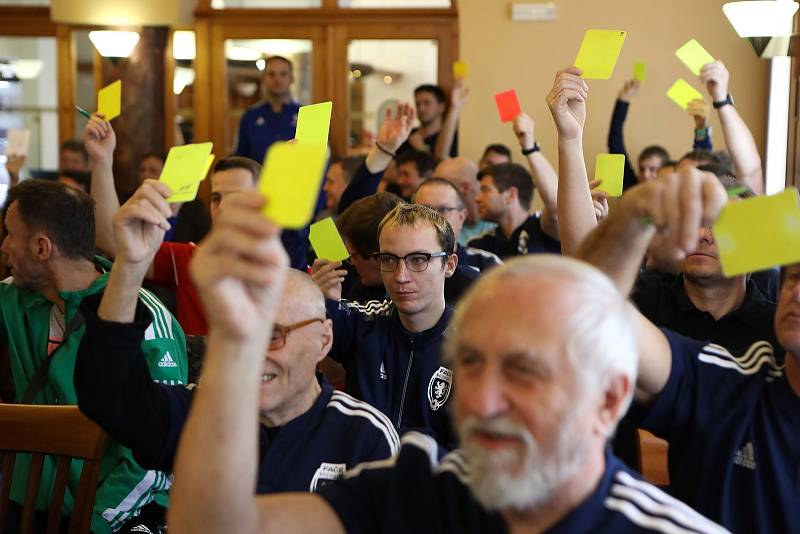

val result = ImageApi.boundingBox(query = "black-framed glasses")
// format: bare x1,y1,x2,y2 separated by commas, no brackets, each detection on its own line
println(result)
371,251,449,272
269,318,324,350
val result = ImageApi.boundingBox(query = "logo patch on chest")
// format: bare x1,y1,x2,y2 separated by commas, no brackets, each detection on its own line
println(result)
428,366,453,411
310,462,347,491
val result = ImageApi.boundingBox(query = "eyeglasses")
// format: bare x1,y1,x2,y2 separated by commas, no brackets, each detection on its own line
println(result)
426,205,462,216
371,251,449,272
269,318,324,350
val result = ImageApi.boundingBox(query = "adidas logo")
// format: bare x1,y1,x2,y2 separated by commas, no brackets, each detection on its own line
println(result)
158,351,178,368
129,526,153,534
379,362,387,380
733,441,757,470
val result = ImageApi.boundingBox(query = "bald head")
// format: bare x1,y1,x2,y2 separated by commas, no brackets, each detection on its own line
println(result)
435,157,479,187
280,270,326,322
435,157,480,223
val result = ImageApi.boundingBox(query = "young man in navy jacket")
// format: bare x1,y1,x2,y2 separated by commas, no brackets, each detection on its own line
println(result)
74,180,398,494
325,203,460,449
167,199,725,533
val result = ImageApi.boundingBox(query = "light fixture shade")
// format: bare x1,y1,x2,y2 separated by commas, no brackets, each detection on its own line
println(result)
173,30,196,60
723,1,798,38
173,66,195,94
11,59,44,80
89,30,140,58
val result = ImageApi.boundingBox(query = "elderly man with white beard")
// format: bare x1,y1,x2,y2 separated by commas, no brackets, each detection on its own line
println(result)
167,187,726,533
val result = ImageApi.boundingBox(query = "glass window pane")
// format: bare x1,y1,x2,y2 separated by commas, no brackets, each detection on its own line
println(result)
340,0,450,7
0,0,50,5
212,0,321,8
0,36,58,185
347,39,438,150
73,30,94,141
224,39,312,155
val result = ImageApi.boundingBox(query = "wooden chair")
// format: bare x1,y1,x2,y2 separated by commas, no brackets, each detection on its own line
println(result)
638,429,670,488
0,404,107,534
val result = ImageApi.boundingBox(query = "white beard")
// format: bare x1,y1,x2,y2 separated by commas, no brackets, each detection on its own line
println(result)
459,413,586,512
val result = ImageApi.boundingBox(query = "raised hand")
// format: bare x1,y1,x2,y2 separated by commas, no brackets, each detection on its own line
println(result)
5,154,25,185
619,165,728,258
82,112,116,164
547,67,588,142
112,180,172,266
310,259,347,300
377,102,415,153
617,79,640,102
588,179,609,223
512,112,536,151
190,192,288,340
699,60,730,103
688,99,710,129
450,77,470,111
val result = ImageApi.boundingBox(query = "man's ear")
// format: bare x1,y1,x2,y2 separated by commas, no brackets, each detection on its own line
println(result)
504,186,519,207
444,252,458,278
317,319,334,363
594,373,632,438
30,232,53,262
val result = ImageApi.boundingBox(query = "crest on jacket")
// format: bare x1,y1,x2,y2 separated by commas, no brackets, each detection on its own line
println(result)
427,366,453,411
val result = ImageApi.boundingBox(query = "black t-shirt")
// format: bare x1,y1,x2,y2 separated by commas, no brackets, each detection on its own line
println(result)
631,272,778,355
467,214,560,260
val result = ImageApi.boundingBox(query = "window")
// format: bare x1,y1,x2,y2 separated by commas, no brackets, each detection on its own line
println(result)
224,38,313,153
340,0,450,7
0,36,58,178
348,39,438,149
0,0,50,5
211,0,321,8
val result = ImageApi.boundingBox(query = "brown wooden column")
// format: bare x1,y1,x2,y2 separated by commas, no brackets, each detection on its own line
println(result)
98,27,168,200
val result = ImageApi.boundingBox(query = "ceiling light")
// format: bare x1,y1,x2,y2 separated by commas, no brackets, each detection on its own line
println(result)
89,30,140,58
11,59,43,80
173,66,195,95
723,1,798,38
173,31,196,60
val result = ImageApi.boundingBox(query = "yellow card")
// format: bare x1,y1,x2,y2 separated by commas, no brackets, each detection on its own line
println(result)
296,102,333,147
667,79,704,110
713,188,800,277
97,80,122,121
159,142,214,203
310,217,350,262
574,29,627,79
453,61,468,79
675,39,715,76
259,142,327,229
633,61,647,82
594,154,625,197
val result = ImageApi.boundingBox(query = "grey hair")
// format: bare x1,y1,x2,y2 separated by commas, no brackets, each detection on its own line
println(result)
445,254,638,432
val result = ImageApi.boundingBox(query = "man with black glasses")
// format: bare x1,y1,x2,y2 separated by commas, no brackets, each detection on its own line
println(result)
326,203,459,449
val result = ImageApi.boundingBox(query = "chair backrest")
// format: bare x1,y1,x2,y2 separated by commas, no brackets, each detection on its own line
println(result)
0,404,107,534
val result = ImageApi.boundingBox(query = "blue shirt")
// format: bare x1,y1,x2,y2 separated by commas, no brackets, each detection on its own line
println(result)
74,298,399,493
319,432,727,533
326,300,458,450
632,330,800,532
235,100,301,164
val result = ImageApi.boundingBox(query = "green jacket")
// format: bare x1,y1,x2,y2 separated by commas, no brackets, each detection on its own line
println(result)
4,265,188,533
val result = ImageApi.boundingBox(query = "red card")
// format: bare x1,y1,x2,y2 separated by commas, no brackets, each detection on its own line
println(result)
494,89,521,123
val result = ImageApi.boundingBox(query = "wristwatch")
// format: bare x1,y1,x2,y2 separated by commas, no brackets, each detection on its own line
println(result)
713,94,734,109
521,142,541,156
